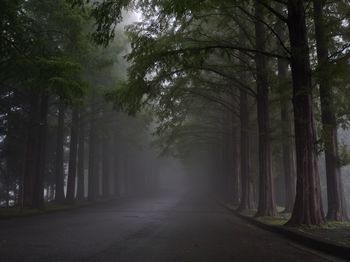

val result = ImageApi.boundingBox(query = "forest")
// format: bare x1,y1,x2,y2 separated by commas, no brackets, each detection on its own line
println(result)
1,0,350,233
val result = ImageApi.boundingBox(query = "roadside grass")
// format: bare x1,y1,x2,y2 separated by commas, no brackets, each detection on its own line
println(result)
239,208,257,217
295,221,350,247
0,203,79,218
0,198,116,219
255,216,288,226
0,207,45,218
230,205,350,248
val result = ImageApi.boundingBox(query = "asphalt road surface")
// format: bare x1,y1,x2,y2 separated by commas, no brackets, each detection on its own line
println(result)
0,193,342,262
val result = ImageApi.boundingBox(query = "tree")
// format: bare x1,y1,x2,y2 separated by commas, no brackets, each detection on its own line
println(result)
313,0,348,221
34,0,350,226
54,102,66,203
254,1,276,217
77,110,86,200
286,0,325,225
66,108,79,203
275,3,296,213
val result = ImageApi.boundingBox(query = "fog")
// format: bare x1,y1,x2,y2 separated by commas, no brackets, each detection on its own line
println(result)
1,1,350,261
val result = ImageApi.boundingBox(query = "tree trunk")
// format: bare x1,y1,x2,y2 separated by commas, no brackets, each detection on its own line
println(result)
279,60,296,213
77,111,85,200
5,177,10,207
254,2,276,217
101,110,113,198
287,0,325,225
276,5,296,213
23,94,40,208
231,104,240,206
221,110,231,201
32,92,49,209
19,136,27,208
54,102,65,203
88,105,98,201
124,158,130,196
66,107,79,203
237,27,255,211
313,0,348,221
113,134,120,196
238,89,255,210
102,133,112,198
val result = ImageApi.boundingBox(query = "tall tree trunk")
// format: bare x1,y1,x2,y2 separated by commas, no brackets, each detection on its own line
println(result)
254,2,276,217
88,104,99,201
23,94,40,208
287,0,325,225
276,4,296,213
313,0,348,221
5,176,10,207
66,108,79,203
54,102,65,202
96,138,102,197
221,110,231,201
112,134,120,196
19,136,27,208
237,27,255,211
231,102,240,206
238,89,255,210
101,110,113,198
77,111,85,200
32,92,49,209
123,152,130,196
102,133,112,198
279,60,296,213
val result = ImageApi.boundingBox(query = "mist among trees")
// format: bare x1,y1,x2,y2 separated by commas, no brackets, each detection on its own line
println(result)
2,0,350,235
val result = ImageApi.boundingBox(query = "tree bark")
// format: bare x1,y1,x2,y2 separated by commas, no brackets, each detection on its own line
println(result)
5,177,10,207
23,94,40,208
254,2,276,217
77,110,85,200
238,89,255,210
102,133,112,198
32,92,49,209
88,104,99,201
112,133,120,196
66,107,79,203
313,0,348,221
221,110,231,201
276,4,296,213
237,26,255,211
54,102,65,203
278,59,296,213
287,0,325,225
19,135,27,208
230,102,240,206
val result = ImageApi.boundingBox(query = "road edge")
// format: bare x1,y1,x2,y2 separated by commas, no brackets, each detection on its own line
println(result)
0,197,120,220
219,201,350,261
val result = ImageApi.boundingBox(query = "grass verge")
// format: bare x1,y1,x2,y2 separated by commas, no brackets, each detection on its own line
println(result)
0,198,116,219
228,204,350,248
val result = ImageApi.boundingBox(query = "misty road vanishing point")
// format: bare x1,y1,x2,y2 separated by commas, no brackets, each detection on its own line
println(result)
0,193,341,262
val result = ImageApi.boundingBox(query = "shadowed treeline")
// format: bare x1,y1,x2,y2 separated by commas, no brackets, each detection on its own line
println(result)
1,0,350,229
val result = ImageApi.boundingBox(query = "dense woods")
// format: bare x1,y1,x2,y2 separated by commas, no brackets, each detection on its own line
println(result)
1,0,350,227
0,0,160,209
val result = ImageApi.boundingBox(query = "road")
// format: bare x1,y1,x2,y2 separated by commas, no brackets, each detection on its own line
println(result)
0,193,341,262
